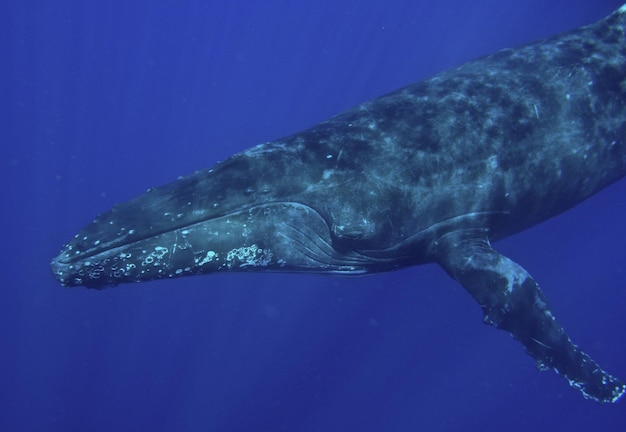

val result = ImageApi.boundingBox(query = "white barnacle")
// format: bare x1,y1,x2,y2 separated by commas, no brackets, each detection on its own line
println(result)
225,244,271,268
197,250,217,266
152,246,169,259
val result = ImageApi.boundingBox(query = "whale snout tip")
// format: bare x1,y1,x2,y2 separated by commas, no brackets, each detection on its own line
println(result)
50,257,75,287
50,252,83,288
50,246,117,289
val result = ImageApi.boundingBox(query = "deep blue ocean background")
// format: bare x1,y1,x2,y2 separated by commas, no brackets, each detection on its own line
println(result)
3,1,626,430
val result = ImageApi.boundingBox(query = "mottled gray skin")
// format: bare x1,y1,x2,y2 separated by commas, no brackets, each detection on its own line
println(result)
52,6,626,402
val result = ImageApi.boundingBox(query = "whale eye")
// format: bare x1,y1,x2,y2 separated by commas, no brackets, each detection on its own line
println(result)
330,216,393,252
332,218,378,241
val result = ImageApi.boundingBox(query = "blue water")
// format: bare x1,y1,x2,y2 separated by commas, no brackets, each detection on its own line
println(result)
3,0,626,430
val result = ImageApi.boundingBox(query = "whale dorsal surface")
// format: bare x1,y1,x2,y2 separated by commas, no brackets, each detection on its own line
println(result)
51,5,626,402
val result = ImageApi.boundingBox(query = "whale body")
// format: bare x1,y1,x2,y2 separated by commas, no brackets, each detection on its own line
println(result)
51,5,626,402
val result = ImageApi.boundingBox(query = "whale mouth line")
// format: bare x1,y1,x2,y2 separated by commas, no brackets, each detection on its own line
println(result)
53,200,326,265
49,200,338,287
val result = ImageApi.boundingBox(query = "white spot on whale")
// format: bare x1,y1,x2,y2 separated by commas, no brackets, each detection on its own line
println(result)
141,246,168,267
225,244,272,269
196,250,218,266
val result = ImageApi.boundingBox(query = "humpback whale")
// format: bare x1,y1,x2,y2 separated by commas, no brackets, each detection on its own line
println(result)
51,5,626,402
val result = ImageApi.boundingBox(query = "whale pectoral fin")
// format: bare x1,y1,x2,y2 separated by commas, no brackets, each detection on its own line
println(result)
434,231,625,403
